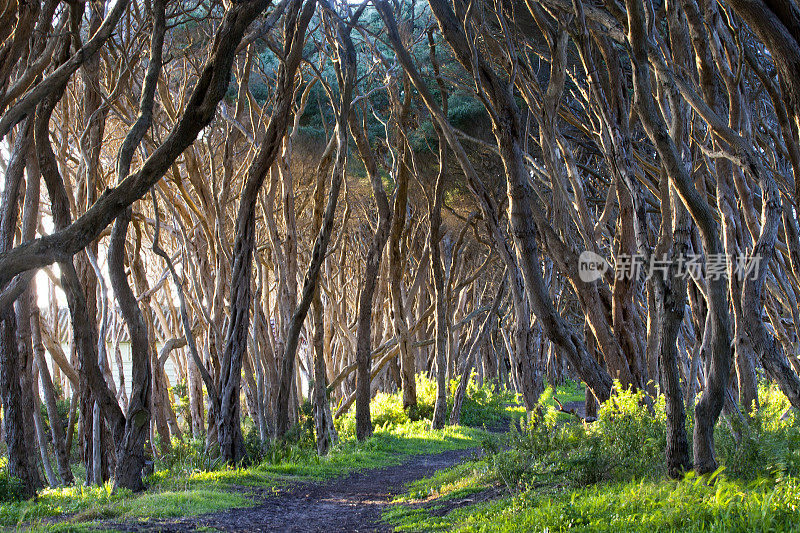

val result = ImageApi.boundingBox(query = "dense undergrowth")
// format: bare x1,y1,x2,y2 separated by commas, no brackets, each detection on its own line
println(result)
384,383,800,532
0,374,512,531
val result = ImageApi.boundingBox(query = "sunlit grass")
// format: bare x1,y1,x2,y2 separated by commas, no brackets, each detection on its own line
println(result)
391,460,491,503
383,382,800,532
258,422,487,478
0,482,252,530
386,474,800,532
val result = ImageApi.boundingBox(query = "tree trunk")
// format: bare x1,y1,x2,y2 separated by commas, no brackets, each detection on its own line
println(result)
351,106,392,441
107,209,151,492
0,120,42,497
32,306,73,484
655,190,692,478
223,0,317,454
0,311,41,497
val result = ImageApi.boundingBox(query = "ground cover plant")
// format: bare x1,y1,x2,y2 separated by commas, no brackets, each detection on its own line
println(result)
384,383,800,532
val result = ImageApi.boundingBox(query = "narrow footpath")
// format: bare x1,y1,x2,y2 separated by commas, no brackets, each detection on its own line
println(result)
110,447,480,532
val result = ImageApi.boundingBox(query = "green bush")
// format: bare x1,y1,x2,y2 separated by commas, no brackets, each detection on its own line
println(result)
592,387,666,480
38,383,70,445
480,381,800,492
154,435,222,477
457,378,519,428
481,386,669,491
385,382,800,532
336,373,519,438
715,384,800,480
0,468,25,503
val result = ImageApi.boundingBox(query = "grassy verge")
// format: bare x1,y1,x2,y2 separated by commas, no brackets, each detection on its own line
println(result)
383,383,800,532
385,469,800,532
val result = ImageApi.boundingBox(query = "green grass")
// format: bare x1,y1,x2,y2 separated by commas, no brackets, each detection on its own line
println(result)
383,382,800,532
386,474,800,532
0,482,253,531
391,460,491,504
255,422,488,479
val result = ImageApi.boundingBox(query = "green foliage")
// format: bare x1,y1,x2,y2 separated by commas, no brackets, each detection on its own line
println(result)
0,459,24,504
384,382,800,532
336,373,521,439
243,423,266,465
446,93,488,129
479,386,665,492
550,379,586,403
457,378,519,428
591,387,667,480
713,385,800,480
172,380,191,430
38,383,70,446
154,435,222,478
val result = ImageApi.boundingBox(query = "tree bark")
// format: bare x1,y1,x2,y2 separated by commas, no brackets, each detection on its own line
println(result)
351,104,392,441
221,0,317,455
107,210,151,492
0,120,42,497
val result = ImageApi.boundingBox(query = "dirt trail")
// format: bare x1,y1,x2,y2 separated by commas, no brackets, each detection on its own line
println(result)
110,447,480,532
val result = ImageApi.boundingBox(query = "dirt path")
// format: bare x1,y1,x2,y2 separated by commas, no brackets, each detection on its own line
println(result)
109,447,480,532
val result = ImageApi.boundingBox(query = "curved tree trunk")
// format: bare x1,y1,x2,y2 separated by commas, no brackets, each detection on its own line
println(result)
0,121,43,498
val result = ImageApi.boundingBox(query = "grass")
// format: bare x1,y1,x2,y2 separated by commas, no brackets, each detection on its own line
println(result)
252,422,488,479
385,474,800,532
391,460,491,504
0,482,253,531
2,374,516,532
383,382,800,532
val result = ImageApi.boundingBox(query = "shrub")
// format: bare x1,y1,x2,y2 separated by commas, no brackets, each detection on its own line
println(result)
154,435,222,476
457,377,519,428
715,383,800,480
481,385,667,491
38,382,70,443
0,469,24,503
591,387,666,480
336,373,518,437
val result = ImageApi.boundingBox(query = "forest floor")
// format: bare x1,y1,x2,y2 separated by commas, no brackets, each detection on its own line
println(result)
12,422,491,533
6,379,592,532
20,381,800,532
105,446,482,532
